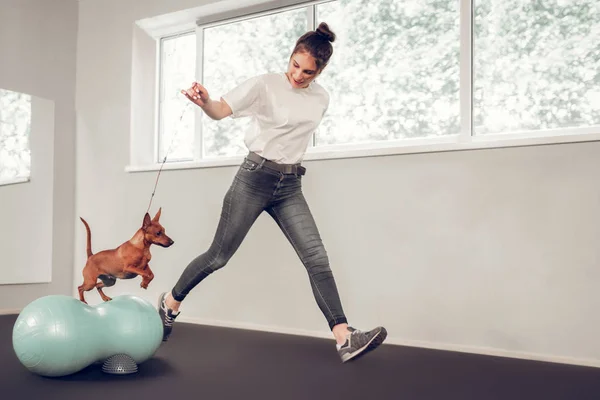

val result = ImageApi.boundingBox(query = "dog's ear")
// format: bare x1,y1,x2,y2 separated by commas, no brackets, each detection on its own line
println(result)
152,207,162,222
142,213,152,230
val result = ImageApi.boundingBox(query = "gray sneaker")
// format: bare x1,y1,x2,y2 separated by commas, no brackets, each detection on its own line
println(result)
157,292,180,342
338,326,387,363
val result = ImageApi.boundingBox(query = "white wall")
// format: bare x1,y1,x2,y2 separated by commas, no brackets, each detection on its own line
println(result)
1,96,55,285
0,0,78,309
75,0,600,367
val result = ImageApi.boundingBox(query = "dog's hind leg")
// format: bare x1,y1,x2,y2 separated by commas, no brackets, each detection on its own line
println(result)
95,282,112,302
78,278,96,304
96,275,116,302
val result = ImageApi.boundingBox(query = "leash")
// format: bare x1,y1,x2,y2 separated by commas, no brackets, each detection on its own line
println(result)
146,101,192,215
145,30,203,215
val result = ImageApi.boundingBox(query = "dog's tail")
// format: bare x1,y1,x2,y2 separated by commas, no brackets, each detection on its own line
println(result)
80,217,93,258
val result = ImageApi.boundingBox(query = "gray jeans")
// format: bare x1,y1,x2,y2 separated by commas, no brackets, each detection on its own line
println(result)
171,157,348,330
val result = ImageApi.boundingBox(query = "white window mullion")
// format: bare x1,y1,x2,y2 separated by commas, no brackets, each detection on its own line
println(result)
308,4,317,147
154,38,165,163
459,0,473,142
194,26,204,161
307,5,316,39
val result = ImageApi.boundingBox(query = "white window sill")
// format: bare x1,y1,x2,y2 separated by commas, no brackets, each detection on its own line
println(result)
125,129,600,173
0,176,30,186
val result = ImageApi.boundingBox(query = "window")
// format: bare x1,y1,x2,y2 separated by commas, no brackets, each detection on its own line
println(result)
474,0,600,135
0,88,31,184
316,0,460,145
158,32,196,161
145,0,600,167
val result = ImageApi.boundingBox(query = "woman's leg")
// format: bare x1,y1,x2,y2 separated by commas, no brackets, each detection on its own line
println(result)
171,176,267,302
159,168,273,341
266,190,348,332
267,179,387,362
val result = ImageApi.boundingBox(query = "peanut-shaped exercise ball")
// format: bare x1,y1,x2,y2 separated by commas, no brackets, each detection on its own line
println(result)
12,294,162,377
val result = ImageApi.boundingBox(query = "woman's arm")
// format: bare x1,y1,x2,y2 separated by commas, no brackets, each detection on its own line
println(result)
199,97,232,120
181,82,232,120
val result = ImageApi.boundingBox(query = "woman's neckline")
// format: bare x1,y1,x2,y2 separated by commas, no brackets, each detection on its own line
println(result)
282,72,313,91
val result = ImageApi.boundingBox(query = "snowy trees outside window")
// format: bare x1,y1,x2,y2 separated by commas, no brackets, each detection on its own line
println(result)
474,0,600,134
0,89,31,182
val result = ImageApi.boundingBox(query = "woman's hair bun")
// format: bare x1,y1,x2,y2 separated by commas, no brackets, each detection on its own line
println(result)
316,22,336,43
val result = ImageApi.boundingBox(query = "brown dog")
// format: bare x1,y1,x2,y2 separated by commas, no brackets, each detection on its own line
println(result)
77,208,174,303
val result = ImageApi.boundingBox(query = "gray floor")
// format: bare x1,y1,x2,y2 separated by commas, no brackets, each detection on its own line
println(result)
2,314,600,400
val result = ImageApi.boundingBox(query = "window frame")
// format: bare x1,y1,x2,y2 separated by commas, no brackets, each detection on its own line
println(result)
126,0,600,173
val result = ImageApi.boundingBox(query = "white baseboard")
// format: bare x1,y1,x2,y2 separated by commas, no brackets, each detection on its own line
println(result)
396,338,600,369
178,315,335,341
177,315,600,369
0,309,21,315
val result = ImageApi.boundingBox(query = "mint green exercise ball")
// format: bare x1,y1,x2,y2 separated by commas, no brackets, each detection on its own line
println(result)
12,294,163,377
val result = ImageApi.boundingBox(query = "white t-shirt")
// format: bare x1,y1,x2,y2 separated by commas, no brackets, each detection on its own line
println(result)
221,72,330,164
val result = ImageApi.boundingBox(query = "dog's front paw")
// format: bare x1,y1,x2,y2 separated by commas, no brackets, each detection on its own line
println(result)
140,282,149,289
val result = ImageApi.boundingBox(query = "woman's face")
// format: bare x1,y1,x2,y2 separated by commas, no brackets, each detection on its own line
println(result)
286,51,321,89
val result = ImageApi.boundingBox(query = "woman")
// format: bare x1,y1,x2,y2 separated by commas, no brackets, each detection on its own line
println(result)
158,22,387,363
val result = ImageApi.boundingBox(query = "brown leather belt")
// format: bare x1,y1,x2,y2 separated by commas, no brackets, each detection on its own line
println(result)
246,152,306,176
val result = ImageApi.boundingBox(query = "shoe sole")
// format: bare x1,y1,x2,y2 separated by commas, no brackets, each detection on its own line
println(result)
157,292,170,342
341,327,388,363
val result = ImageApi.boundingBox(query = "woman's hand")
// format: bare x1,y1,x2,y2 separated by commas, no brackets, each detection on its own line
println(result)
180,81,232,120
181,82,210,107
